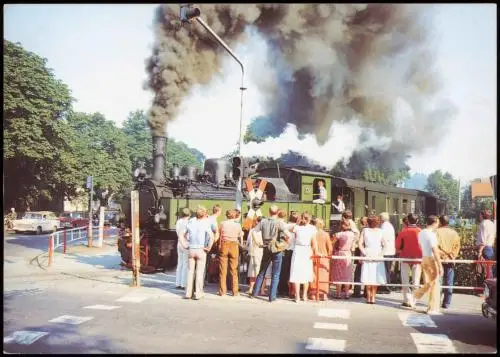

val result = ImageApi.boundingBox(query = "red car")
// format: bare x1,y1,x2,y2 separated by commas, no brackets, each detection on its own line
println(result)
59,211,89,229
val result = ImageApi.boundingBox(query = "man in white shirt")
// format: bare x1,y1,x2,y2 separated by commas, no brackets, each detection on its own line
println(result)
379,212,396,294
313,180,327,204
332,194,346,213
411,215,443,315
476,209,496,279
175,207,191,290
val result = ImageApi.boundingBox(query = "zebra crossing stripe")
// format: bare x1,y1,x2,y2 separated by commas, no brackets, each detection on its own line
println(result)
398,312,437,328
317,308,351,319
313,322,349,331
84,305,121,310
306,337,346,352
116,294,150,303
4,331,49,345
410,333,457,353
49,315,93,325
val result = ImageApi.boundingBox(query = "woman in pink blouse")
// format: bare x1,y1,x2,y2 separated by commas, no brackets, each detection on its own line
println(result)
331,221,356,299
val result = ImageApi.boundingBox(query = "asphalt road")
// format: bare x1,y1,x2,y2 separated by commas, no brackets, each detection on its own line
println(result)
3,247,497,354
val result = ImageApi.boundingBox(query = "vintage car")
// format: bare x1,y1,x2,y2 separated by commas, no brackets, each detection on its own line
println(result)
13,211,60,235
59,211,89,229
482,278,497,320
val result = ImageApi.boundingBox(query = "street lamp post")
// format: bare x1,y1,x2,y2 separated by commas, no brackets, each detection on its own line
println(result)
180,5,246,210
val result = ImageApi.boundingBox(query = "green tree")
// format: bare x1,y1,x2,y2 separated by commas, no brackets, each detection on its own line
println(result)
460,183,494,219
66,111,132,206
122,110,153,173
121,109,205,175
425,170,460,214
3,40,76,210
165,139,205,172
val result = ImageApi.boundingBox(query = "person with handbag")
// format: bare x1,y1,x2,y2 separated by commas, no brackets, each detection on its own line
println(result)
290,212,319,303
249,205,292,302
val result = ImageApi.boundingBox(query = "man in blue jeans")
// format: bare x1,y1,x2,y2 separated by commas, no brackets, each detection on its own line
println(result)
436,215,461,308
476,210,496,280
249,205,292,302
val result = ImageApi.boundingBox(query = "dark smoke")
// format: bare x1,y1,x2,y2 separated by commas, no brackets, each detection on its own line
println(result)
145,4,454,167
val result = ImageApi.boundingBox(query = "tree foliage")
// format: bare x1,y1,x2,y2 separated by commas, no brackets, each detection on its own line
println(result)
66,111,132,204
122,110,154,173
3,40,75,210
3,41,207,212
460,183,494,219
425,170,459,214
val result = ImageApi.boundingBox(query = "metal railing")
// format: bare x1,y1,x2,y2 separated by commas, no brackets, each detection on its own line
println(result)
310,255,496,301
47,226,118,266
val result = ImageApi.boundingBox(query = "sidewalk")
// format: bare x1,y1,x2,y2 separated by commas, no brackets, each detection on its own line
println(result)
37,244,485,313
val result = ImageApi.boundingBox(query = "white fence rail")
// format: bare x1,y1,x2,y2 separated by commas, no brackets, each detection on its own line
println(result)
47,226,118,266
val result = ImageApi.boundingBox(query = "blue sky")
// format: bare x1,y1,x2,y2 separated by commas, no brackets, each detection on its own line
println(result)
4,4,497,183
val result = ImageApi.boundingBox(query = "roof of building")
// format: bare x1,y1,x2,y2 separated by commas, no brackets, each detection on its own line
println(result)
471,181,494,198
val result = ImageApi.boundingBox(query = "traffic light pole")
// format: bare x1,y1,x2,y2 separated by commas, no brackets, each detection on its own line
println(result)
189,14,246,211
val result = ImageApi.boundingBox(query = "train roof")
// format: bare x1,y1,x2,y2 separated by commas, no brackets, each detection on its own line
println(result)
330,176,418,195
280,167,334,178
260,166,442,199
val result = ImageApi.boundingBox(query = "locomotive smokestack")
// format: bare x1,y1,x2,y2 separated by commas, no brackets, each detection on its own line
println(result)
152,136,166,182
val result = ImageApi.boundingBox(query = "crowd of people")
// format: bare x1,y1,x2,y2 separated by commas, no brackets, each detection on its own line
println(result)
175,204,497,315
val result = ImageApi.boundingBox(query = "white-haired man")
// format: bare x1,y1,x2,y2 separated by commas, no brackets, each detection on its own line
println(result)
379,212,396,294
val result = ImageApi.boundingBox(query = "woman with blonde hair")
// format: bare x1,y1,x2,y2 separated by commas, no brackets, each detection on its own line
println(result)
309,217,333,301
290,212,318,302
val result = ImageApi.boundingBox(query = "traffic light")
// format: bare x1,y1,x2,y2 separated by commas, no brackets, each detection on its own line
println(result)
180,5,200,23
232,156,243,181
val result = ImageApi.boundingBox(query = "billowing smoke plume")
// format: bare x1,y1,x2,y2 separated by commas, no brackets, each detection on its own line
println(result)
146,4,455,171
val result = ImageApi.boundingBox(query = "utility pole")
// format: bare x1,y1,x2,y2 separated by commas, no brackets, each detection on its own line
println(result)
180,4,246,211
97,206,105,248
131,190,141,287
87,176,93,247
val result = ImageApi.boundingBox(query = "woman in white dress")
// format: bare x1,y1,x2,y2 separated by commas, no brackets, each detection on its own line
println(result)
289,212,318,302
359,215,387,304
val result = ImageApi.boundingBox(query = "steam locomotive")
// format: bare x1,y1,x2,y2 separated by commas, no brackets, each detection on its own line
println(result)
119,136,446,272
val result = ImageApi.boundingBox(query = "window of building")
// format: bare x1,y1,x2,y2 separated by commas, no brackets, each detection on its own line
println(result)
372,195,376,210
402,199,408,214
410,200,416,214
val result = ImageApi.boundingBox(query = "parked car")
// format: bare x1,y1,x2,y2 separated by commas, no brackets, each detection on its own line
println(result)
482,278,497,321
59,211,89,229
13,211,60,235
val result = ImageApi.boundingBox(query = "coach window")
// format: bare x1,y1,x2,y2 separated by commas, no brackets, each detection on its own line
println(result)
410,200,416,214
393,198,399,214
402,199,408,214
312,178,326,203
371,195,376,211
